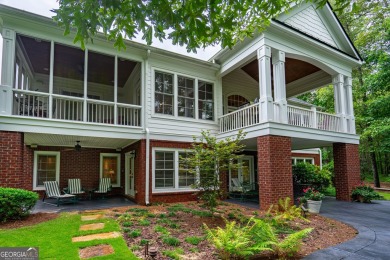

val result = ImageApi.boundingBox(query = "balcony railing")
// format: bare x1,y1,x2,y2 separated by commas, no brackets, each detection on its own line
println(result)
218,103,343,134
11,89,142,127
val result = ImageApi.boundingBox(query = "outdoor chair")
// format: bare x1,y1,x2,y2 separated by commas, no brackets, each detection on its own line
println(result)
93,178,112,199
43,181,76,207
64,178,85,199
231,178,243,192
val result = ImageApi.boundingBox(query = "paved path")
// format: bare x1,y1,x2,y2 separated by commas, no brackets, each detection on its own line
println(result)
305,197,390,260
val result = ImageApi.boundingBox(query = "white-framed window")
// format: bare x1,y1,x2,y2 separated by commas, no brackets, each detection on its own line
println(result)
153,69,215,121
100,153,121,187
292,157,314,165
33,151,60,190
152,148,197,192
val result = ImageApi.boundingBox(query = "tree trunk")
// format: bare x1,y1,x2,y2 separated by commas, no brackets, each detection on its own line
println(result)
370,151,380,188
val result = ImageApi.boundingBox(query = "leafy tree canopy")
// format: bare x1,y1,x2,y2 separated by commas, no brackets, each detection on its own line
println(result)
53,0,349,52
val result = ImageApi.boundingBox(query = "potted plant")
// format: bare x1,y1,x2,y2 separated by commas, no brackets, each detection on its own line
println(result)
351,184,383,203
299,187,325,213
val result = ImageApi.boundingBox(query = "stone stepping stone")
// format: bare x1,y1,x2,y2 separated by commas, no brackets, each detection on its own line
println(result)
79,244,114,259
72,232,121,242
79,223,105,231
81,214,103,221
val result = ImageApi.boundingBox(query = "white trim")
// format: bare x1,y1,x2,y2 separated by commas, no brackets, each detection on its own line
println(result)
152,147,197,193
100,153,121,187
125,151,135,196
33,151,60,190
292,157,315,165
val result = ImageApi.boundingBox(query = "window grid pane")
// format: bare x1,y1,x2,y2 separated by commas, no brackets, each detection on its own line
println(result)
155,71,174,115
37,155,57,186
198,81,214,120
178,76,195,118
178,152,195,188
155,151,175,188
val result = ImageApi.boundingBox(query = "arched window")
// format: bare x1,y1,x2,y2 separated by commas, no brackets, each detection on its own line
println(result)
227,95,249,113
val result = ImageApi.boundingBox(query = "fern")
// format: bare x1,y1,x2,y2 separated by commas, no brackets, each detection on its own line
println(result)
266,197,307,224
274,228,313,258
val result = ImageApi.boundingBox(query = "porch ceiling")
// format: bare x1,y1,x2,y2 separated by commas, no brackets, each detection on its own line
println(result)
242,136,332,151
24,133,138,149
240,58,324,96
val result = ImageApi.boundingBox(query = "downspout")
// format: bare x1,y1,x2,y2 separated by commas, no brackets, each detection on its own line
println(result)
144,49,151,205
317,148,322,169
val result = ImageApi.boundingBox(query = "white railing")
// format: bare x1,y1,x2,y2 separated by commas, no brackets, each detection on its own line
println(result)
87,100,115,124
12,89,49,118
219,103,259,133
52,94,84,121
117,103,142,127
317,111,341,132
287,105,313,128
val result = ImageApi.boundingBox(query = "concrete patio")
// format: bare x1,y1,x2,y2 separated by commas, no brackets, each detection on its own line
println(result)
32,195,136,213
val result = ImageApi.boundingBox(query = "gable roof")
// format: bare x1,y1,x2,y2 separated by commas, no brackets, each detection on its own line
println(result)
275,2,362,61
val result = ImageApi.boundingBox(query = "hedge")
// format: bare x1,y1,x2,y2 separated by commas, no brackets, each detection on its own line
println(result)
0,187,38,222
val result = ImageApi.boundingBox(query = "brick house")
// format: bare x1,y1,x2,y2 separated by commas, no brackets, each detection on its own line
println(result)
0,2,361,210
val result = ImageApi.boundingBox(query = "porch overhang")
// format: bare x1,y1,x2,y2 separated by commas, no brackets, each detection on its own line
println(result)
217,121,359,150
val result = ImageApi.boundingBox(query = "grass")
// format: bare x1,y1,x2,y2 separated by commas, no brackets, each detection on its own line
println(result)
0,213,136,260
185,236,204,245
162,248,184,260
162,235,181,246
378,192,390,200
322,186,336,197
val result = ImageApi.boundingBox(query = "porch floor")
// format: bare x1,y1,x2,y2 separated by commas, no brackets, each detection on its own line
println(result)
32,195,136,213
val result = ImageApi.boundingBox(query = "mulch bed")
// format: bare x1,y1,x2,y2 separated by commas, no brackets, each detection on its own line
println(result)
0,213,58,229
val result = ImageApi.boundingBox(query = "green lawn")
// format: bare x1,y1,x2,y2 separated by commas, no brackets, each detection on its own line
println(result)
0,213,137,260
378,192,390,200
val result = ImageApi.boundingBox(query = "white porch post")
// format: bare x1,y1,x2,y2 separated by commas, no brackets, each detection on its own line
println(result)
344,76,356,134
257,45,273,122
83,49,88,122
0,28,15,115
272,50,288,123
333,74,347,132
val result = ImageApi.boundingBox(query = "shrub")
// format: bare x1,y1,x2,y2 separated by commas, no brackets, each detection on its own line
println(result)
351,185,383,203
273,228,313,258
293,163,331,191
0,187,38,222
162,236,180,246
140,239,149,246
154,225,169,235
122,221,133,227
162,248,184,260
128,229,142,238
185,236,204,245
266,197,304,224
138,219,151,226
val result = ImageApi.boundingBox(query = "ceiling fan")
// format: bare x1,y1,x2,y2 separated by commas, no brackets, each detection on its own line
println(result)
62,141,82,152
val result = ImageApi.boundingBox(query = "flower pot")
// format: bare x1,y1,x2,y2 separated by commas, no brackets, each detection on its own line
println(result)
307,200,322,213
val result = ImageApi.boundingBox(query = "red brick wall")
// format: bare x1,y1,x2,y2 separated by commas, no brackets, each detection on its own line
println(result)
333,143,361,201
0,131,26,188
257,135,293,210
291,152,321,166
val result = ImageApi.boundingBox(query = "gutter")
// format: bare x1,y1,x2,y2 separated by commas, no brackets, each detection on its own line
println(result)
317,148,323,169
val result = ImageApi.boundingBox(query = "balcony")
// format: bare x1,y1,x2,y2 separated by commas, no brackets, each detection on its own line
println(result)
11,89,142,127
218,103,342,134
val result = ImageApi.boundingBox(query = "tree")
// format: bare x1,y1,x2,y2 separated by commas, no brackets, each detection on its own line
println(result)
53,0,350,52
181,130,246,213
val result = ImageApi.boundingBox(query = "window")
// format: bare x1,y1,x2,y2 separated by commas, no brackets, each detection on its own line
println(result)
155,151,175,188
153,70,214,121
100,153,121,187
153,149,197,192
155,71,174,115
292,157,314,165
33,151,60,190
198,80,214,120
178,152,196,188
177,76,195,118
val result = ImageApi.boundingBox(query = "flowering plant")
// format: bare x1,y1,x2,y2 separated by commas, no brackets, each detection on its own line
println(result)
299,187,324,203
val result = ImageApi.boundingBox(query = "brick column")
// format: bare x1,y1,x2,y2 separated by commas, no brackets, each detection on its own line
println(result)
333,143,361,201
258,135,293,210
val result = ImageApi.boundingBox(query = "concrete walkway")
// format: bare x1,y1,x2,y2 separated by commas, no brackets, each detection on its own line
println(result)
305,197,390,260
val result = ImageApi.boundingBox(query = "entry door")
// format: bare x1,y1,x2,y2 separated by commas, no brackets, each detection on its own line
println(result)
125,152,135,197
229,156,254,191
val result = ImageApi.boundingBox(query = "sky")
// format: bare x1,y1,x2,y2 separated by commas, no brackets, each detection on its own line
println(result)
0,0,221,61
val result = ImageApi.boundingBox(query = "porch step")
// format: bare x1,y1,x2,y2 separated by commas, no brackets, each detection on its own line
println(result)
79,223,105,231
72,232,121,242
79,244,114,259
81,214,104,221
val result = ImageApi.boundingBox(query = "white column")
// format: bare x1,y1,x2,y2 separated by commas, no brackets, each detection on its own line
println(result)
344,76,356,134
333,74,347,132
83,49,88,122
0,28,16,115
257,45,273,122
272,50,287,123
114,55,118,125
48,41,54,119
